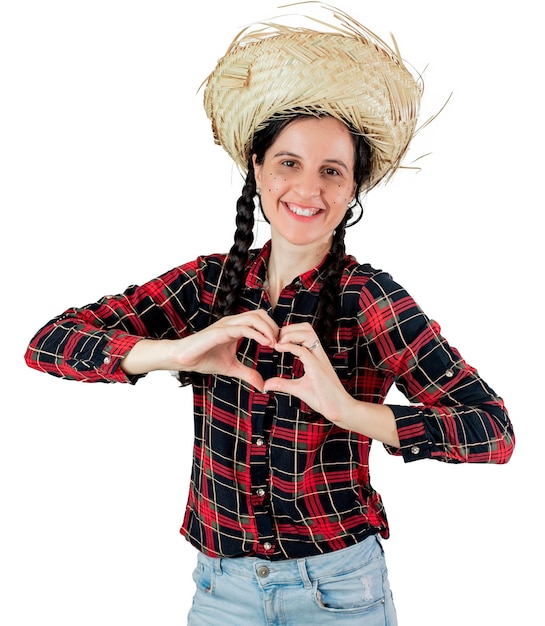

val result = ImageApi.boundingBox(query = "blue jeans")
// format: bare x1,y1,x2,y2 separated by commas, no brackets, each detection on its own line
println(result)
187,534,397,625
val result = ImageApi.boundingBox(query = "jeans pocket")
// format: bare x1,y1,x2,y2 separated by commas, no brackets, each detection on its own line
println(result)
313,556,387,615
192,561,216,596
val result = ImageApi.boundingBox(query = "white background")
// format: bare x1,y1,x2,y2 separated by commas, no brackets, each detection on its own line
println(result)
1,1,542,624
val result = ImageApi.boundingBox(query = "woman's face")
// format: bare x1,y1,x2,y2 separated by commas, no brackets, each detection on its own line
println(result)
253,116,356,250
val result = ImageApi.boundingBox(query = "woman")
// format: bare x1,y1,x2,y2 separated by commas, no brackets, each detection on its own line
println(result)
24,5,514,624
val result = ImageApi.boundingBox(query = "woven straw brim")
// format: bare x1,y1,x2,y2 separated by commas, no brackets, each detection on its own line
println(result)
203,15,422,189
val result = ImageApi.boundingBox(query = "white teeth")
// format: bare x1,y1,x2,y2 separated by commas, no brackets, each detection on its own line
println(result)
287,204,319,217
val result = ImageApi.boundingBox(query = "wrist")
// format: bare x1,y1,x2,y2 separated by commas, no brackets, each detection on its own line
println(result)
121,338,184,375
330,394,361,430
328,396,400,447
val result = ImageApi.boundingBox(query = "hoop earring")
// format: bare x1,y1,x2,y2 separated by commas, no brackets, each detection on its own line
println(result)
346,199,364,228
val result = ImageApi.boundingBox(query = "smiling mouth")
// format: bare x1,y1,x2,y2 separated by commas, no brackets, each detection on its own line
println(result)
285,203,322,217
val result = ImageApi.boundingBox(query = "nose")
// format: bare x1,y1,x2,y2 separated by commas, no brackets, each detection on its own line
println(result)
294,170,321,200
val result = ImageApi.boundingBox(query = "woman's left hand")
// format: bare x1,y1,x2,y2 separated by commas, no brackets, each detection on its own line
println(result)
263,322,400,446
262,322,351,423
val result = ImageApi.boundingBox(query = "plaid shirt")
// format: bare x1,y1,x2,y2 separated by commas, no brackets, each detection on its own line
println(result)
25,241,514,560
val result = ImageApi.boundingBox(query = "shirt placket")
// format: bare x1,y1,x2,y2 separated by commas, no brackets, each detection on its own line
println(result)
249,393,276,556
249,282,301,559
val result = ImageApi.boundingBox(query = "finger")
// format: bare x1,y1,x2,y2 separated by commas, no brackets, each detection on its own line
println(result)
262,375,300,395
220,321,275,347
274,340,321,361
277,326,320,351
235,325,276,347
226,311,279,345
272,342,319,374
229,363,265,391
237,309,279,333
279,321,314,334
251,309,281,336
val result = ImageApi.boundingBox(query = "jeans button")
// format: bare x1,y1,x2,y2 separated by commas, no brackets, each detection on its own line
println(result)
257,566,270,578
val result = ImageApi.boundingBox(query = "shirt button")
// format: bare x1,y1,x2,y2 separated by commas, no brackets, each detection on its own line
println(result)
410,446,420,455
257,566,270,578
103,356,111,365
256,488,266,497
256,438,265,446
263,542,273,551
445,368,454,377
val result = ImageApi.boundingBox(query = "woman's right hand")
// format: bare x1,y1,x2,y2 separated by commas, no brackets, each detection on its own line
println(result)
121,310,279,391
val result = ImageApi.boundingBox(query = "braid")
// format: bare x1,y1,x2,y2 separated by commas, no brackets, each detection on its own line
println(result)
215,177,257,319
314,123,371,351
179,174,256,385
314,210,350,352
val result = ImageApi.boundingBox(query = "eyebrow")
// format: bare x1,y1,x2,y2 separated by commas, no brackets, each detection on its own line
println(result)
273,151,350,172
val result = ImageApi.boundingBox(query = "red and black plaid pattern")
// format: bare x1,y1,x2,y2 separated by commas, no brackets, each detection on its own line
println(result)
25,241,514,560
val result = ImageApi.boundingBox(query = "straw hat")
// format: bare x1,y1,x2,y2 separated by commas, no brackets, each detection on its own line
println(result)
202,3,422,190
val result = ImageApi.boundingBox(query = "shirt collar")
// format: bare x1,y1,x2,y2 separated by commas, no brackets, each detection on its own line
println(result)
244,240,333,293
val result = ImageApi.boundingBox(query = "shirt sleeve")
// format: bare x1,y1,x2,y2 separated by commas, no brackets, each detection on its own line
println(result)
358,272,515,464
24,257,210,384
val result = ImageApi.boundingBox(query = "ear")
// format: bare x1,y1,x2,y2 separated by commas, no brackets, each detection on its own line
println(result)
252,154,262,188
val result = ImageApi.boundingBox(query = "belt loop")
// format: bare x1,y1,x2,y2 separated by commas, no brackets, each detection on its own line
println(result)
297,558,312,589
213,557,223,576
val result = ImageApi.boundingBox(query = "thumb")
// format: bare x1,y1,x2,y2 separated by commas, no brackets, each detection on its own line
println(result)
231,364,265,391
262,376,296,395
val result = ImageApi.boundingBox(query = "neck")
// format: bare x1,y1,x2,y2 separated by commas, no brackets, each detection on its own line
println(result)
266,235,331,306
